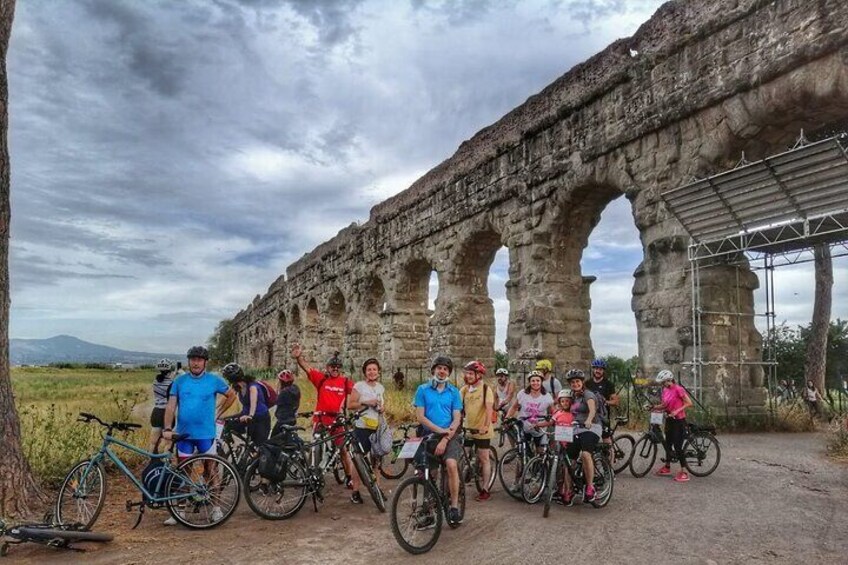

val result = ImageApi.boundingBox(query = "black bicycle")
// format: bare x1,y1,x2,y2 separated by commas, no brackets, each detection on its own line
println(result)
459,427,499,494
0,518,112,557
608,416,636,474
539,439,614,517
216,415,260,477
389,434,467,555
630,416,721,478
497,416,545,500
242,408,386,520
378,423,418,480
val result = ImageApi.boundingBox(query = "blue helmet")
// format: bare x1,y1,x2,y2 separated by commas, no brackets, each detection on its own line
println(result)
591,359,607,369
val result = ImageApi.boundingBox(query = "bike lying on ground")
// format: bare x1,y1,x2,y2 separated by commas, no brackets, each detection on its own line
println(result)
0,518,112,557
243,408,386,520
630,416,721,478
55,413,241,530
389,434,467,555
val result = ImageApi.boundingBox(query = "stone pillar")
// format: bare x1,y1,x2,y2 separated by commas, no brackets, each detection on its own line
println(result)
428,274,496,371
384,262,431,370
506,233,593,373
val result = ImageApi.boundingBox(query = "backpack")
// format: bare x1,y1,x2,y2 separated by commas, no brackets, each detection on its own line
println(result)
370,414,394,458
257,380,278,406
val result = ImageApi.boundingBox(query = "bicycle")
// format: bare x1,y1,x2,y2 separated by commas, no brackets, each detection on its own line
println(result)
459,427,499,494
55,413,241,530
242,408,386,520
0,517,112,557
389,434,467,555
607,416,636,474
515,418,613,513
216,415,260,477
497,416,544,501
629,414,721,478
301,411,351,486
379,423,418,480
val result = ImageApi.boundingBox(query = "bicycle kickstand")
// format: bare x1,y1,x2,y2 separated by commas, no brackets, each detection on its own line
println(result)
125,500,146,529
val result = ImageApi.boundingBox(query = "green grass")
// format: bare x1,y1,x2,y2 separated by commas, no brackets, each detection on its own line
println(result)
11,366,418,486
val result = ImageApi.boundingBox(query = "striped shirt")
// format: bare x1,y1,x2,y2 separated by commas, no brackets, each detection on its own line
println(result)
152,373,174,409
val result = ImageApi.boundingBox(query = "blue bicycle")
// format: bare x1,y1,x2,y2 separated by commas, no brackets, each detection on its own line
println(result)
55,413,241,530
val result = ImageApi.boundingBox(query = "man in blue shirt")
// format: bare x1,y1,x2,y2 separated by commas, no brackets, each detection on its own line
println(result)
414,355,463,525
162,345,235,526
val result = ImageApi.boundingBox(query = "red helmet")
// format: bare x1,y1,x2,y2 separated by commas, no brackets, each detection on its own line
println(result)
463,360,486,375
277,369,294,383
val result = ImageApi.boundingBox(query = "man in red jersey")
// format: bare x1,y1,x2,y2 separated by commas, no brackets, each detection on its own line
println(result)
291,343,363,502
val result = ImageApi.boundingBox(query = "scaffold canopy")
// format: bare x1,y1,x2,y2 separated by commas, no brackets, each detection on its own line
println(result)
661,135,848,260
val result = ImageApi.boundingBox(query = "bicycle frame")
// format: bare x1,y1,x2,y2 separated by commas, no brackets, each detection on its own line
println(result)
80,434,206,505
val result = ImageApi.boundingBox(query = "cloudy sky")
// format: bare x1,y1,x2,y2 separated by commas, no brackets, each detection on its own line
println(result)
8,0,846,358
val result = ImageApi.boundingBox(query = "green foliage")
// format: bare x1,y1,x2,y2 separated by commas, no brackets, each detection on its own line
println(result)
826,418,848,459
494,350,508,370
12,367,149,485
600,355,641,385
768,319,848,386
208,318,237,366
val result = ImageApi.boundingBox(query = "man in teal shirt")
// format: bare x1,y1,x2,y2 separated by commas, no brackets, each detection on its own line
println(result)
413,355,463,525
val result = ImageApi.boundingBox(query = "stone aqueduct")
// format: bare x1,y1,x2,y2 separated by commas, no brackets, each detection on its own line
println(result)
233,0,848,414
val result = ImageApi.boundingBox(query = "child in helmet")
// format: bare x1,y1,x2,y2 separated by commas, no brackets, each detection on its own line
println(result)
553,389,577,504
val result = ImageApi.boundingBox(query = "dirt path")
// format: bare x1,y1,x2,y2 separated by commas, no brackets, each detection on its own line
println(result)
9,433,848,564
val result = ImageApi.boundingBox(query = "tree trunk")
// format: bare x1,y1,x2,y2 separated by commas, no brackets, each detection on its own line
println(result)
804,244,833,393
0,0,45,518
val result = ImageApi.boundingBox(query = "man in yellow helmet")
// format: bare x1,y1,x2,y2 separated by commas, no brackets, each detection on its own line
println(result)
535,359,562,395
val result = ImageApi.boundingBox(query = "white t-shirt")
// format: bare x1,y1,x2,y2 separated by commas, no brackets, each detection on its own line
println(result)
542,376,562,396
354,381,385,430
516,390,554,435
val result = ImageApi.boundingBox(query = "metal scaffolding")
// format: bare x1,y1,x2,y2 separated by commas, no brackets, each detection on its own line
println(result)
661,133,848,407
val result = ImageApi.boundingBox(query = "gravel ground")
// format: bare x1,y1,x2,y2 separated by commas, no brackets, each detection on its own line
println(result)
8,432,847,564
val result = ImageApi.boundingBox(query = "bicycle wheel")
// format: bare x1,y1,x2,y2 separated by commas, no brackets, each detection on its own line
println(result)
611,433,635,474
379,442,409,480
629,436,657,478
352,450,386,512
243,458,309,520
15,527,113,543
390,476,442,555
55,460,107,531
681,433,721,477
520,456,547,504
498,448,524,501
472,445,499,493
165,454,241,529
591,454,614,508
542,456,559,518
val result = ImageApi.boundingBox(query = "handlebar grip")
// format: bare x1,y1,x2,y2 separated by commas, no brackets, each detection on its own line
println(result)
125,423,142,429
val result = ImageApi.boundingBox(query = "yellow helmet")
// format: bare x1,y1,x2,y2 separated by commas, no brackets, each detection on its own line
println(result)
535,359,553,372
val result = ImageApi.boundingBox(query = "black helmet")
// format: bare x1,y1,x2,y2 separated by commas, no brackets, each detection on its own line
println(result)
430,355,453,373
186,345,209,360
326,351,343,368
221,362,244,383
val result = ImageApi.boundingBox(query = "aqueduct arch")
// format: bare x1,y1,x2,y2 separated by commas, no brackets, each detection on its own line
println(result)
233,0,848,416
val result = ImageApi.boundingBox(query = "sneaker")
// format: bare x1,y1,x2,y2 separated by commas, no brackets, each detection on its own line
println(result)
448,506,463,525
210,506,224,522
655,465,672,477
673,471,690,483
350,491,364,504
163,516,178,526
583,485,596,503
563,490,575,507
474,490,491,502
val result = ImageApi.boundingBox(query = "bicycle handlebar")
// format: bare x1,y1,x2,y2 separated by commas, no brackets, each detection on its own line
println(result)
77,412,141,432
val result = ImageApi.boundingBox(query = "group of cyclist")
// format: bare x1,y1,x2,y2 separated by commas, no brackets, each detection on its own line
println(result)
150,342,694,527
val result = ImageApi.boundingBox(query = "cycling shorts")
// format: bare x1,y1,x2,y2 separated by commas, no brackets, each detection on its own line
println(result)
566,430,600,459
464,437,491,449
176,438,216,458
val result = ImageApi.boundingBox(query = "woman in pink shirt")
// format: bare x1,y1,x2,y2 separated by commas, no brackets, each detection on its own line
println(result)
652,370,693,482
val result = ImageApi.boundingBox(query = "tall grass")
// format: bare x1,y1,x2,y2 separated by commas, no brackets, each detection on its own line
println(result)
11,366,419,486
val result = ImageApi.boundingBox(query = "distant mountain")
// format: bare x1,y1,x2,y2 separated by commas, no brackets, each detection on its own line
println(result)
10,335,182,366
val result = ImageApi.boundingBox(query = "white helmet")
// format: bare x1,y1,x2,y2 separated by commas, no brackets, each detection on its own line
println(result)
655,369,674,384
156,358,174,372
495,368,509,377
557,389,574,400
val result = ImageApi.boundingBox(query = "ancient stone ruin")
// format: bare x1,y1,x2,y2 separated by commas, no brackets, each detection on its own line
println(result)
232,0,848,416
